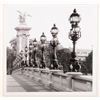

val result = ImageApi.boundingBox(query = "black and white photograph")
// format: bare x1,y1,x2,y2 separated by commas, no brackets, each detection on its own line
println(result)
3,4,98,96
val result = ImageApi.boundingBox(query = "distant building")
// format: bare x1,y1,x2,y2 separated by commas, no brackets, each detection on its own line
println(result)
69,48,92,61
76,49,92,61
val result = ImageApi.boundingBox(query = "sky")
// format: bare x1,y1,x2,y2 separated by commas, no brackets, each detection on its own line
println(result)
3,4,97,50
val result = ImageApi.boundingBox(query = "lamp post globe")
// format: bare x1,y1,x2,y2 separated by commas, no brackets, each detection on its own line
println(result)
33,38,38,47
40,32,46,44
69,9,81,28
50,24,59,38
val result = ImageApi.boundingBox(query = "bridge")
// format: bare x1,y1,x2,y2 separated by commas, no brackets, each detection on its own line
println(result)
7,9,92,93
7,67,92,92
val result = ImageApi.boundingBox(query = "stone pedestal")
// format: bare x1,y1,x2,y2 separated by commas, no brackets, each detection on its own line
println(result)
66,72,82,90
15,24,31,55
67,72,82,76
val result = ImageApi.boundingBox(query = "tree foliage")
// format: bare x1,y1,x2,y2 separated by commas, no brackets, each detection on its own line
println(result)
7,41,93,75
80,51,93,75
57,48,71,72
84,51,93,74
36,43,71,72
7,47,16,74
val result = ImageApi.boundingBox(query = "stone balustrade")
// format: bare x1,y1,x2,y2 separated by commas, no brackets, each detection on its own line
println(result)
12,67,92,92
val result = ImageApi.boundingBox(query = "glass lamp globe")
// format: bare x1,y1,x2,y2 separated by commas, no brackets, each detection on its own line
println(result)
50,24,59,37
73,26,81,33
69,9,81,26
33,38,37,47
29,43,33,51
25,46,28,52
40,32,46,44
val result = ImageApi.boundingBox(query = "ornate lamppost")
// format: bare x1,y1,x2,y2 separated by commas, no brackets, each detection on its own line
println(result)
50,24,59,69
20,50,24,68
68,9,81,72
40,32,46,68
32,38,38,68
25,46,28,67
29,42,33,67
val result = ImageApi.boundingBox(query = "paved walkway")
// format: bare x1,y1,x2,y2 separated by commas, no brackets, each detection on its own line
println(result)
7,75,26,92
7,74,58,92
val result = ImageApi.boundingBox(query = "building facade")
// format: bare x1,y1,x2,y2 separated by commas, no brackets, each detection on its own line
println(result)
69,48,92,61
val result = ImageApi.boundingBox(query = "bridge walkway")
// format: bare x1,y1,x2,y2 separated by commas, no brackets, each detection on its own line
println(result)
7,74,59,92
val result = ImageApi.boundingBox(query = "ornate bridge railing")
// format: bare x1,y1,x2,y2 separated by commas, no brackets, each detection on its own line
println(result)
12,67,92,92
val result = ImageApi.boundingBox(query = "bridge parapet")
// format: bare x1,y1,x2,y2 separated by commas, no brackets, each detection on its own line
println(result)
12,67,92,92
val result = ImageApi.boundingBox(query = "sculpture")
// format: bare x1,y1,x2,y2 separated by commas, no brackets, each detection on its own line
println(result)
17,10,31,24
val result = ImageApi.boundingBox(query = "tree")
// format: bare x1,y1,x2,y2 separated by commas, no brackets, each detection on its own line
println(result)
57,48,71,73
36,43,71,71
83,51,93,74
7,47,16,74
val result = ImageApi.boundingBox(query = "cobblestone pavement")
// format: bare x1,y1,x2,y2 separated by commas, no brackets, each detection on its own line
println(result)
7,74,59,92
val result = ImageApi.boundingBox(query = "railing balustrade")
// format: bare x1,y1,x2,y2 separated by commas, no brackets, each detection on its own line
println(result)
12,67,92,92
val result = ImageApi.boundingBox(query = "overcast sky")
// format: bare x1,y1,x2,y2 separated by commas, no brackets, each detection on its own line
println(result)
4,4,97,50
